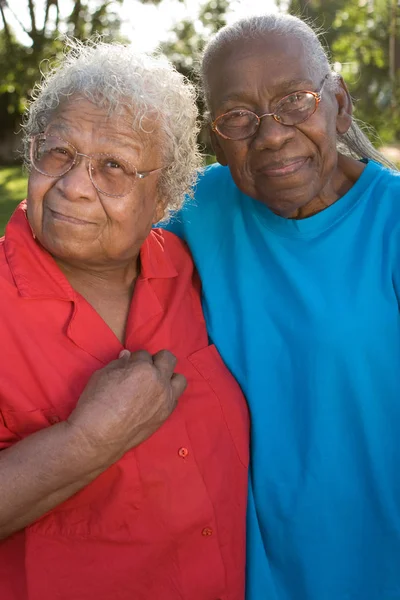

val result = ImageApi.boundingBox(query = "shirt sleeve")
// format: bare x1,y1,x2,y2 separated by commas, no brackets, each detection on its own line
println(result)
0,411,18,450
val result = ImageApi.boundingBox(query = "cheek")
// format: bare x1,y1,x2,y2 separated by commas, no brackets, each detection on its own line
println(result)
26,174,51,231
312,111,338,155
100,187,158,242
223,144,251,177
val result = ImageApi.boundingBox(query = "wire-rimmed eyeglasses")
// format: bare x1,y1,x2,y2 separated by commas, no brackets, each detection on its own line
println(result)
211,75,329,141
30,134,165,198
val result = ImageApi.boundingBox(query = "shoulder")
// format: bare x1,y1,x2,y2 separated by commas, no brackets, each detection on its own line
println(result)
194,162,239,204
177,162,240,216
0,235,16,290
366,160,400,194
162,163,241,241
148,228,195,273
357,162,400,259
364,161,400,219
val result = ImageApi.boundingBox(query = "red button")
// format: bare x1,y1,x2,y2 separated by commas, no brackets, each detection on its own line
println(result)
178,447,189,458
201,527,213,536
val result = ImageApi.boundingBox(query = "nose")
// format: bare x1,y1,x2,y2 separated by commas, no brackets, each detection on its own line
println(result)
56,153,97,201
251,114,295,152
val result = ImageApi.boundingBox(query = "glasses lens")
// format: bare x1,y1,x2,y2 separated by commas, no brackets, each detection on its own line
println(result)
276,92,317,125
216,110,259,140
31,135,75,176
91,155,137,197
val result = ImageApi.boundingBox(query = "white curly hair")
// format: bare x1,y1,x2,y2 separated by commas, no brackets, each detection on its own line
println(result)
201,13,396,170
23,38,202,220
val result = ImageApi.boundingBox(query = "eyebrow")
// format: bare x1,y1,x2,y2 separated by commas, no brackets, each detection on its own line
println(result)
218,78,316,108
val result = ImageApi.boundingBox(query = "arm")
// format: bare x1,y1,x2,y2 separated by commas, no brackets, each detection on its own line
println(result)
0,350,186,541
0,420,106,540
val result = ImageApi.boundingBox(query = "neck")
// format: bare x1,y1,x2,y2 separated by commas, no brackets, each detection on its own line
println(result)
288,153,365,220
56,256,140,297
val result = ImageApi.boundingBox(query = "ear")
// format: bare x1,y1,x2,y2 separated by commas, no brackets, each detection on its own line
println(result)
335,76,353,135
209,127,228,166
153,197,166,225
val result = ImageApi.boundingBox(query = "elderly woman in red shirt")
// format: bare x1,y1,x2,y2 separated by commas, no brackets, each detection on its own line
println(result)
0,40,248,600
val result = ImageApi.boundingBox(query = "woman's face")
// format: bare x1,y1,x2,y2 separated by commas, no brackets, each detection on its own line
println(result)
207,32,353,218
27,97,165,268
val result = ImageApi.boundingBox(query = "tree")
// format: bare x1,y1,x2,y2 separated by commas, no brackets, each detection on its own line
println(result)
160,0,229,155
0,0,124,162
284,0,400,142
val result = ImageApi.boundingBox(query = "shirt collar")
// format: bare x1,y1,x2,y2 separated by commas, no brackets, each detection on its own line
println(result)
4,202,177,300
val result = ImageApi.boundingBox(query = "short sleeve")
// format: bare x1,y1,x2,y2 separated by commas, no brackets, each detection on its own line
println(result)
0,411,18,450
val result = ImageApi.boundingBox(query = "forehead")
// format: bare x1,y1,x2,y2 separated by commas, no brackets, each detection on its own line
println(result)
207,32,314,111
46,96,159,152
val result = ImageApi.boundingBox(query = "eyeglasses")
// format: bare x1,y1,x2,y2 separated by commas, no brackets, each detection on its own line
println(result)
211,75,329,141
30,134,165,198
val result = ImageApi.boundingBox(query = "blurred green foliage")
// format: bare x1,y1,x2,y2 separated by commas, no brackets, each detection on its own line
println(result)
0,166,27,235
284,0,400,143
0,0,125,156
0,0,398,156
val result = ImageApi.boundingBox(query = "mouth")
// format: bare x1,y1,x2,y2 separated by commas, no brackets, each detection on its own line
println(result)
48,208,95,225
258,157,309,178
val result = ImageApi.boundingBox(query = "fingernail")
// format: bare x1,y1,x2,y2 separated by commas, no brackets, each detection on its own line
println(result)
119,349,131,359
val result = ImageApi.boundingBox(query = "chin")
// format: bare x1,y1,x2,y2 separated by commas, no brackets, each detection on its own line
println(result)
258,192,306,216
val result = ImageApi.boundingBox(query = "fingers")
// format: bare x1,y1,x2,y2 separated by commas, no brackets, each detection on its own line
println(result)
118,348,185,398
153,350,177,377
118,350,154,365
170,373,187,398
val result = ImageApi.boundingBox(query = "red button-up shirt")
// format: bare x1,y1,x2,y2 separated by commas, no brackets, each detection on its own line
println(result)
0,204,249,600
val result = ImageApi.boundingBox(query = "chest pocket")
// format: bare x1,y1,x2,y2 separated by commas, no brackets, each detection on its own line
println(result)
0,407,62,438
187,344,249,468
1,407,142,540
29,451,142,540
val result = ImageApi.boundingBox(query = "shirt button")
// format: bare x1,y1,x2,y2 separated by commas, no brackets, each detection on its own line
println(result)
202,527,213,537
178,447,189,458
48,415,60,424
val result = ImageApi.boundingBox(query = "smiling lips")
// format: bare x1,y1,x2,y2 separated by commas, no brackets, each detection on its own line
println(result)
258,157,308,177
49,208,95,225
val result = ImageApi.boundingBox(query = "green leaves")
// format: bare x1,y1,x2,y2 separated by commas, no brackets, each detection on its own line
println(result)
287,0,400,143
0,0,126,140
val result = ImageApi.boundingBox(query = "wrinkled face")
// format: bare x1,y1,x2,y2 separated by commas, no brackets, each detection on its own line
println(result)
207,33,352,217
27,97,165,268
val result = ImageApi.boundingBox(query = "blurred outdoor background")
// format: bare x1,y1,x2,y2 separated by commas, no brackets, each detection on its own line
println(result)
0,0,399,234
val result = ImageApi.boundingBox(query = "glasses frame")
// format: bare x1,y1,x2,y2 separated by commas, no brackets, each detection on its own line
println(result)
211,74,330,141
29,134,165,198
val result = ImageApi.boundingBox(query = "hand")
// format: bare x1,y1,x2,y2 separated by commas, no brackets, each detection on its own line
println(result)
67,350,187,465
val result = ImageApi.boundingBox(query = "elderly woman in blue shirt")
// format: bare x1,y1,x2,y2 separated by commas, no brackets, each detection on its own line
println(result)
164,12,400,600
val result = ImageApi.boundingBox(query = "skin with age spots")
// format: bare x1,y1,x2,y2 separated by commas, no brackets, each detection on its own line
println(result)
27,96,165,272
207,32,365,219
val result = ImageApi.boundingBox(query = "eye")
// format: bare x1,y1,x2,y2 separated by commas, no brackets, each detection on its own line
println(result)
105,158,123,169
278,92,314,116
52,146,70,156
218,110,255,127
45,145,74,162
98,156,133,176
285,93,304,105
44,140,74,160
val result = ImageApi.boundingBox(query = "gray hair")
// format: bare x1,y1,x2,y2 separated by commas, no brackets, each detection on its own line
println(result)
23,38,202,220
201,13,396,171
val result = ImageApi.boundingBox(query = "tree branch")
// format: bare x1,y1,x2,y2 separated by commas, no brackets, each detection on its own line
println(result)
27,0,37,36
0,2,12,50
4,4,33,39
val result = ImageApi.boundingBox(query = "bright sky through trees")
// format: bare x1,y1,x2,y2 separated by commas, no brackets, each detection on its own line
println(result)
6,0,278,50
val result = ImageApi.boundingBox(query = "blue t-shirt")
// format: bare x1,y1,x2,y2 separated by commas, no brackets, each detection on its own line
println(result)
162,160,400,600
